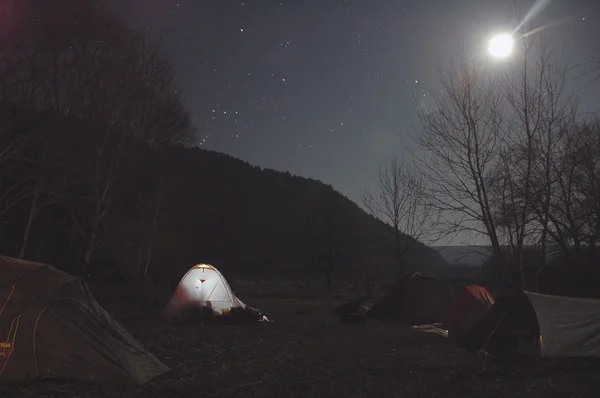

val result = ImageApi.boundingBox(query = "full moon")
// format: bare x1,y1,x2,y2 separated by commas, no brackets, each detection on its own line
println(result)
488,34,514,58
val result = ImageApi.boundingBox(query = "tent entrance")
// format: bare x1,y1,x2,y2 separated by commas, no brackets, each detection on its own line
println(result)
0,317,20,357
463,294,541,356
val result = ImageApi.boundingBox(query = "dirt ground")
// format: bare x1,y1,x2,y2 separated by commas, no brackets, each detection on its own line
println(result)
2,283,600,398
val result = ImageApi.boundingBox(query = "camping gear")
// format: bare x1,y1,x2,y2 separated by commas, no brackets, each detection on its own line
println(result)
335,296,375,323
464,291,600,358
0,256,169,384
412,323,449,338
367,273,454,324
164,263,248,321
445,285,495,340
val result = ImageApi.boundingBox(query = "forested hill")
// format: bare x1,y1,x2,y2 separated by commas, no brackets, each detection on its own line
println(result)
0,111,448,288
0,0,447,290
122,145,451,286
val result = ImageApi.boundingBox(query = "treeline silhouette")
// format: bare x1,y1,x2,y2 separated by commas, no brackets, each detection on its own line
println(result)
0,108,449,289
0,0,447,291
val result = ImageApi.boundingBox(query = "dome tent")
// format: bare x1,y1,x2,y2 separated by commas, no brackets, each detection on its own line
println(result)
367,272,454,324
0,256,169,384
445,285,495,340
465,291,600,357
163,264,247,320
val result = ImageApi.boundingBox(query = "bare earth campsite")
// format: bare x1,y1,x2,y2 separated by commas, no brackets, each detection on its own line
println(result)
2,271,600,398
2,0,600,397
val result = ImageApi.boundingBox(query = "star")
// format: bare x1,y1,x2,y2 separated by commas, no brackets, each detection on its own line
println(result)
123,0,600,251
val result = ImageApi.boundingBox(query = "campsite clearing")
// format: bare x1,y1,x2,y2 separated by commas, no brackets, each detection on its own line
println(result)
2,283,600,397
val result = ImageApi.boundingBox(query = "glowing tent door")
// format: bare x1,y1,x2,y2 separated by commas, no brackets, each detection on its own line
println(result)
199,278,206,327
163,263,247,320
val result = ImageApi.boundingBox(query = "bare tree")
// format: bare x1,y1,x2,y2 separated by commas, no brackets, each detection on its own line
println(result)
0,1,195,272
575,122,600,255
137,91,197,280
545,122,600,261
362,158,435,275
492,33,559,286
413,29,577,288
412,48,504,261
528,69,577,289
17,137,59,259
0,108,31,220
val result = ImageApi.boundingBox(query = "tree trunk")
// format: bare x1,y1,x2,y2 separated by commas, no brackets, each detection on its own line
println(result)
534,226,549,293
143,173,164,279
19,187,39,259
142,245,154,280
394,226,403,275
515,248,526,290
534,264,544,293
84,227,97,267
83,188,104,269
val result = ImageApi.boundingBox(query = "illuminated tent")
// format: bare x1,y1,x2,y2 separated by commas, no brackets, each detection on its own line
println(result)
0,256,169,384
163,264,246,319
445,285,495,340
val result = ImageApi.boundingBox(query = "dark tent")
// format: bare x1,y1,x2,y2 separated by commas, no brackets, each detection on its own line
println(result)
445,285,495,340
0,256,169,384
462,293,539,355
464,291,600,357
367,272,454,324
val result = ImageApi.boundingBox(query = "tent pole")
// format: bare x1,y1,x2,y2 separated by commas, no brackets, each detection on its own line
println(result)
199,279,206,329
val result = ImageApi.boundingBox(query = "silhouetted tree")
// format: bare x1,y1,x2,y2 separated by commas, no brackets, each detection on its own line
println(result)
413,29,577,288
362,158,434,275
0,107,32,221
0,2,450,289
17,118,71,259
0,0,195,273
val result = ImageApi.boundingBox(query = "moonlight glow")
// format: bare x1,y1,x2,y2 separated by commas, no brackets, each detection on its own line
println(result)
488,34,514,58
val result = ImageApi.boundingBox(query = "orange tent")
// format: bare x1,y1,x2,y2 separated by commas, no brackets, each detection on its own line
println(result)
445,285,495,340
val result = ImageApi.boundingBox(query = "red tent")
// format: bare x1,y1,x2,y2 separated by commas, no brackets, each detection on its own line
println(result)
445,285,495,340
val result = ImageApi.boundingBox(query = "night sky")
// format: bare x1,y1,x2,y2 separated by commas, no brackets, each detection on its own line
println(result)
124,0,600,242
